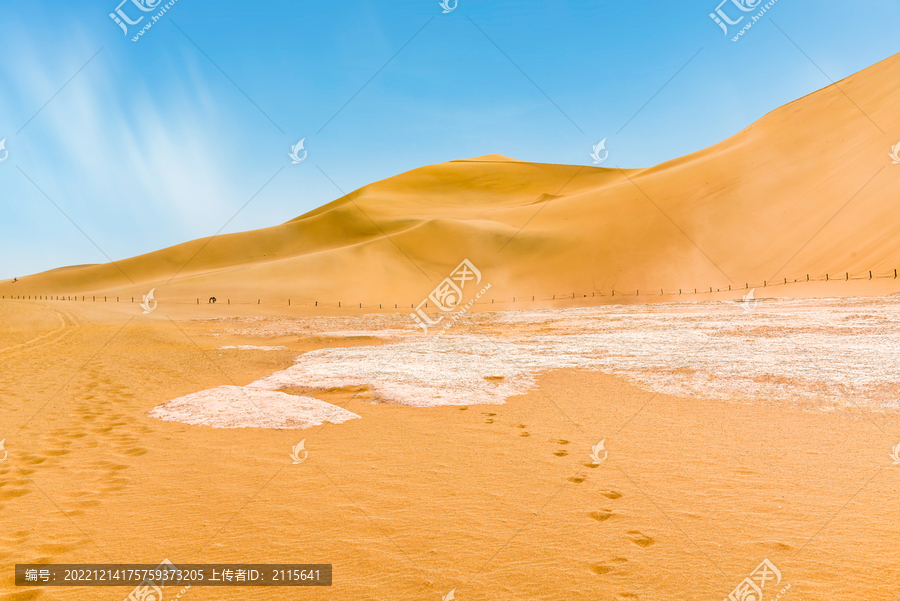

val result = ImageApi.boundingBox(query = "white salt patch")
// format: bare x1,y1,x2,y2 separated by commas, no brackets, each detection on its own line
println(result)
214,314,412,339
245,298,900,411
177,298,900,416
493,298,900,410
250,336,565,407
149,385,359,429
216,345,287,351
317,330,412,339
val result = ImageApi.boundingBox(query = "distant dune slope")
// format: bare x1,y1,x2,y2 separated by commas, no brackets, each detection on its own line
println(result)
5,53,900,305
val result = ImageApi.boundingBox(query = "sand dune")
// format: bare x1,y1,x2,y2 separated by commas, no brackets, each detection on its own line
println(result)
4,54,900,307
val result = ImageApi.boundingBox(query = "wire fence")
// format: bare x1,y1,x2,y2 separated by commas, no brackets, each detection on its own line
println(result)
3,269,898,309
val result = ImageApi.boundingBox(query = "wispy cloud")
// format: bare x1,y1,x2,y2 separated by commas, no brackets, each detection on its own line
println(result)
0,29,248,276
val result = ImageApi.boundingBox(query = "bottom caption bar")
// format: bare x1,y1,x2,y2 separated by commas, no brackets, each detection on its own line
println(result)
15,563,332,586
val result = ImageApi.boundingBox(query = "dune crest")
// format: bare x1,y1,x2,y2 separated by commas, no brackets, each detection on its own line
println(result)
5,53,900,305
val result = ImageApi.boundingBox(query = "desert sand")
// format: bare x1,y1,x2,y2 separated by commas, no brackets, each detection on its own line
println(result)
2,298,900,601
3,50,900,601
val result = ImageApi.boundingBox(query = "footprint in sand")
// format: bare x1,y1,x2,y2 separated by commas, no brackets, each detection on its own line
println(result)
589,509,615,522
626,531,655,547
38,449,70,457
10,586,44,601
599,490,623,499
519,432,530,437
568,474,586,483
591,557,628,575
37,542,79,555
119,448,148,457
554,439,569,456
0,488,31,501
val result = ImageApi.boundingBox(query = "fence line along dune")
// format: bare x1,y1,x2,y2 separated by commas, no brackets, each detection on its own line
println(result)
4,266,900,311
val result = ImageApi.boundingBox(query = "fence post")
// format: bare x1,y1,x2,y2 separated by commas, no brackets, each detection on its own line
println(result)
869,271,873,280
845,273,848,281
826,274,829,281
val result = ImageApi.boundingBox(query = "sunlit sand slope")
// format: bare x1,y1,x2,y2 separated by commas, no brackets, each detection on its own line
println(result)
5,53,900,304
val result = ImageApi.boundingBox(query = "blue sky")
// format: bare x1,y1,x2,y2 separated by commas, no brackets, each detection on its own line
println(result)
1,0,899,279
